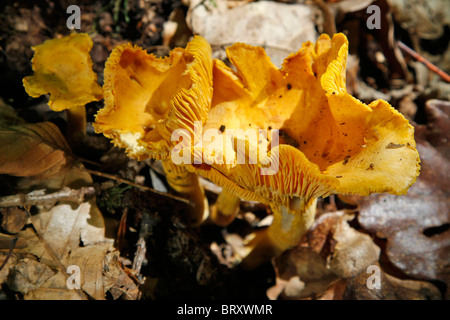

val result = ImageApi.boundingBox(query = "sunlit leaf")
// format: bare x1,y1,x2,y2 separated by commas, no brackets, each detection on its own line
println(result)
0,122,74,179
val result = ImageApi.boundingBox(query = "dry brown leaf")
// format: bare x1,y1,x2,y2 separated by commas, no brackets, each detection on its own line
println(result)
328,214,381,279
0,122,74,179
268,211,380,299
24,287,83,300
13,166,107,262
388,0,450,40
423,99,450,158
358,157,450,294
1,207,28,233
32,200,106,260
6,256,55,295
62,243,112,300
268,208,442,300
0,248,18,284
0,162,121,299
342,263,442,300
19,243,118,300
3,238,134,300
23,269,85,300
103,250,140,300
187,0,317,67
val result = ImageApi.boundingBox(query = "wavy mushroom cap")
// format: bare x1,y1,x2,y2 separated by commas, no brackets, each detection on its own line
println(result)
23,33,103,111
93,36,213,160
194,33,420,207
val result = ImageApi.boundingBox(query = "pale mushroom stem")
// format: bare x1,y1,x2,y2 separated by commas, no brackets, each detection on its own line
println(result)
210,189,241,226
66,105,86,146
241,197,317,269
161,160,209,226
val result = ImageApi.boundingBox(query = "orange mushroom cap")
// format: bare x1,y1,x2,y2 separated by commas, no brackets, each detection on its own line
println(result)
193,33,420,208
93,36,213,161
23,33,103,111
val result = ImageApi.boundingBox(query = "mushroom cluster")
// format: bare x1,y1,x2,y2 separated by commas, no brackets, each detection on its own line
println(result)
195,33,420,267
93,36,213,225
23,32,420,268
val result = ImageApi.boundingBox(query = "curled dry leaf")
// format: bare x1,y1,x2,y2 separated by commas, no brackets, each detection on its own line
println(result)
1,207,28,233
388,0,450,40
29,167,106,260
423,99,450,158
103,250,140,300
13,244,129,300
0,122,74,179
327,213,380,279
3,226,135,300
268,211,380,300
0,164,131,299
187,0,317,67
6,256,55,295
32,200,106,259
61,243,112,300
317,263,441,300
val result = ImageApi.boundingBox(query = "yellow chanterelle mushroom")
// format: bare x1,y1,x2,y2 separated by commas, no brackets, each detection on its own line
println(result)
93,36,213,226
192,33,420,267
42,33,419,268
23,33,103,142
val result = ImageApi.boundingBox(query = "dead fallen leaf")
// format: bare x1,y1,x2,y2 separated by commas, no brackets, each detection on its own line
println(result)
62,243,112,300
103,249,140,300
19,243,122,300
342,263,442,300
22,268,85,300
268,211,380,299
6,256,55,295
388,0,450,40
268,208,443,300
315,279,348,300
24,287,83,300
328,213,381,279
32,201,105,260
423,99,450,158
0,122,74,179
187,0,317,67
1,207,28,234
0,160,125,299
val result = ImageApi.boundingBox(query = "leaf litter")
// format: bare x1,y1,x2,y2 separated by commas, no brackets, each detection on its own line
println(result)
1,0,449,300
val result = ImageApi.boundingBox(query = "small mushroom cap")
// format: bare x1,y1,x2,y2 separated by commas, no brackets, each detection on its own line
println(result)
195,33,420,207
93,36,213,160
23,33,102,111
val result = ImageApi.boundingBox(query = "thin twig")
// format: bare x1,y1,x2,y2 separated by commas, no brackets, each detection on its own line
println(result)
312,0,337,36
0,187,95,207
80,168,193,206
398,41,450,83
115,208,128,252
75,156,102,167
132,237,146,276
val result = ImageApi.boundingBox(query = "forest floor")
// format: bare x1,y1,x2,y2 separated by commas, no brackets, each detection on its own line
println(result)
0,0,448,300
